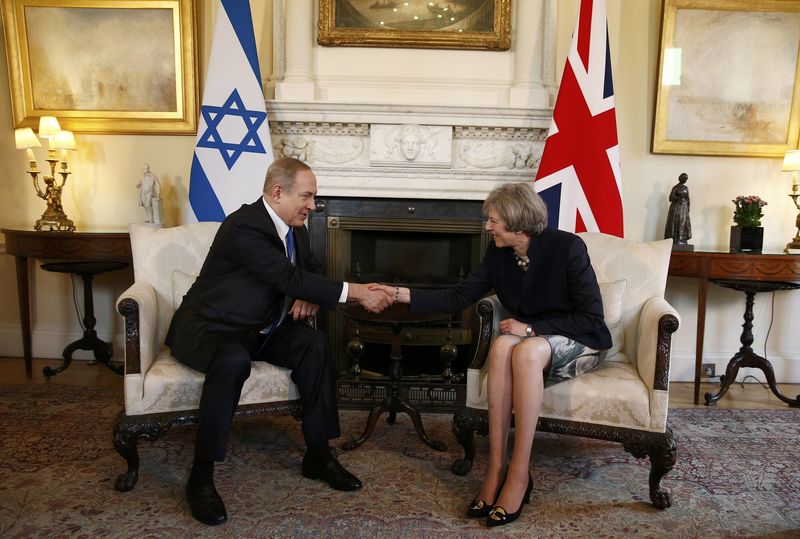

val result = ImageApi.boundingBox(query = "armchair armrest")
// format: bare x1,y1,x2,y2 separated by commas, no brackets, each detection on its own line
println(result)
635,297,680,392
468,295,509,371
636,297,680,431
116,281,159,377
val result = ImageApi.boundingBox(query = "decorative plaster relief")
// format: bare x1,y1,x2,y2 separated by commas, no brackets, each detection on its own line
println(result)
369,124,452,168
455,126,547,170
271,122,369,166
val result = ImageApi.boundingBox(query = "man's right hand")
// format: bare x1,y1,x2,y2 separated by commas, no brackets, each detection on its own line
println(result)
348,283,393,313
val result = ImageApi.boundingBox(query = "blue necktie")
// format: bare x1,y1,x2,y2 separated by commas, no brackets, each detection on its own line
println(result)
257,229,296,353
286,229,295,264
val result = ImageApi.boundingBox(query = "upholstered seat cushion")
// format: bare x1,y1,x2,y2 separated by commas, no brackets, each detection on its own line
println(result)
465,353,655,431
125,350,299,415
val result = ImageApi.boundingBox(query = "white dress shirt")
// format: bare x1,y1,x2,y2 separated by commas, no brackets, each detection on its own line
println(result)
262,196,348,302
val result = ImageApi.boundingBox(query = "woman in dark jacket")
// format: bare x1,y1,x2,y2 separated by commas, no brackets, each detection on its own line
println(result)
375,183,611,527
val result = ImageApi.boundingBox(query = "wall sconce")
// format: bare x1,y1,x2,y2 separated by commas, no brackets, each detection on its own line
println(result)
782,149,800,253
14,116,76,231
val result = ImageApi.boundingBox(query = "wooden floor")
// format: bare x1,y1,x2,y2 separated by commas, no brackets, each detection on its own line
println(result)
2,357,798,410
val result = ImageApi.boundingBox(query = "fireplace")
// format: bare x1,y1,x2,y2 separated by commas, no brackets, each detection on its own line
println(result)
308,196,486,410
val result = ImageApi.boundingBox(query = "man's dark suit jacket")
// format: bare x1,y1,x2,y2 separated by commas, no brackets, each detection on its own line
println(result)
411,227,612,351
165,198,343,372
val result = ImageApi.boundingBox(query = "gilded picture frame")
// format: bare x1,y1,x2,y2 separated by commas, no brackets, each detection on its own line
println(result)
1,0,198,134
652,0,800,157
318,0,511,51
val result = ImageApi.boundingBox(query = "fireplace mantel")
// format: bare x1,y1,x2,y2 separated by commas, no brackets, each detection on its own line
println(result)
267,101,551,200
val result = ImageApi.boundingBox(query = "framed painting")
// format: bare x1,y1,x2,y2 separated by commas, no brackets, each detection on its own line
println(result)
1,0,198,134
652,0,800,157
318,0,511,51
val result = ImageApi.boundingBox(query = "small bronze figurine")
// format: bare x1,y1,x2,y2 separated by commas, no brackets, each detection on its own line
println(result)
664,172,693,250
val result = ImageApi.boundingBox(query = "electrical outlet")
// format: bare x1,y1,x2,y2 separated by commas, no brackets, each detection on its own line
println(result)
701,363,716,378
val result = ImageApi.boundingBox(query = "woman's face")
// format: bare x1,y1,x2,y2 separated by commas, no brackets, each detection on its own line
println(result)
484,208,516,248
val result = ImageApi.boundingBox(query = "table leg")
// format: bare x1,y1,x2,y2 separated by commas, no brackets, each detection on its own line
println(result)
693,278,709,405
341,399,391,450
705,290,800,407
396,397,447,451
13,256,32,378
342,322,447,451
387,325,445,451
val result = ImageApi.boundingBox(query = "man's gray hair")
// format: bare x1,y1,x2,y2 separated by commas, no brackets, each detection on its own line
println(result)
263,157,311,193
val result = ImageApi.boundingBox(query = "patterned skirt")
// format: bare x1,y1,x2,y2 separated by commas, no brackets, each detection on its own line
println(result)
537,334,602,388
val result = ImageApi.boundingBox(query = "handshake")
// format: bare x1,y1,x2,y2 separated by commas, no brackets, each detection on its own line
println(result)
348,283,409,314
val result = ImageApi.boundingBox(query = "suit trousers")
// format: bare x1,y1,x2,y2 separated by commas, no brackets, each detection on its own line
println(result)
194,320,341,462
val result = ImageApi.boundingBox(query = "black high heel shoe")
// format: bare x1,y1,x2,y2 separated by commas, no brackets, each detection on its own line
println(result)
486,473,533,527
467,474,506,518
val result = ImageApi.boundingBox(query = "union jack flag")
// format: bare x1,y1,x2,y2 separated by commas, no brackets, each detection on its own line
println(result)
534,0,624,237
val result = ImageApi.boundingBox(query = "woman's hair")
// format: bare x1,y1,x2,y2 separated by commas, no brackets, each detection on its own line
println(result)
263,157,311,193
483,182,548,236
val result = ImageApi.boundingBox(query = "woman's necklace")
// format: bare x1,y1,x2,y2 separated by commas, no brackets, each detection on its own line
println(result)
513,252,530,271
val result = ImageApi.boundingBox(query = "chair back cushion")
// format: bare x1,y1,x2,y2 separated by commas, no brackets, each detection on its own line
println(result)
578,233,672,364
129,223,220,346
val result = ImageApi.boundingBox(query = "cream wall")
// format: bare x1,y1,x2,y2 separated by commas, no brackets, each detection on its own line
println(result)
0,0,797,383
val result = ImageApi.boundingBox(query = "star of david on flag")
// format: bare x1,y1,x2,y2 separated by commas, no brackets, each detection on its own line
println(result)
534,0,624,237
197,89,268,170
188,0,273,222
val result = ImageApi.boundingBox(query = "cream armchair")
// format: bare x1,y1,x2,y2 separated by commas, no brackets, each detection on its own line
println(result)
113,223,302,492
451,233,680,509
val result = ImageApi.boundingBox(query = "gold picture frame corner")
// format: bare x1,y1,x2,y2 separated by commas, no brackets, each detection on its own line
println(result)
1,0,198,135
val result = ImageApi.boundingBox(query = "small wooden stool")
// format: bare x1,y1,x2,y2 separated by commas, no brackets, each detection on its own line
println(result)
40,260,129,378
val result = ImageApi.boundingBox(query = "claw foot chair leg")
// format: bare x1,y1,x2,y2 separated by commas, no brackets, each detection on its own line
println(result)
624,427,677,509
113,412,173,492
113,422,141,492
451,407,488,476
646,429,677,509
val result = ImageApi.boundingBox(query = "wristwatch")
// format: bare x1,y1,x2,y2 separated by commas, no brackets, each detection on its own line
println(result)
525,325,533,337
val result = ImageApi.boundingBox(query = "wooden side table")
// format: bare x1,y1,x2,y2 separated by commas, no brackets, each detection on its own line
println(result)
668,250,800,404
40,260,130,378
340,303,451,451
1,227,131,377
704,279,800,407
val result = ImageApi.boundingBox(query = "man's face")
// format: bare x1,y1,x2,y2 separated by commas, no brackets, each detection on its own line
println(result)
275,169,318,227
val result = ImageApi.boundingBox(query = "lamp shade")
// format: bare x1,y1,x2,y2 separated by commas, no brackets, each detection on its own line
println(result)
14,127,41,149
38,116,61,138
782,150,800,172
49,130,77,151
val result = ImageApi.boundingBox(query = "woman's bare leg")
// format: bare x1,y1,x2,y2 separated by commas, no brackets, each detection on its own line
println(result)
493,336,551,512
476,335,519,503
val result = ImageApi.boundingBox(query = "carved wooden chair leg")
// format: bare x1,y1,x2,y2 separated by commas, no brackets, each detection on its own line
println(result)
646,429,677,509
113,419,141,492
624,427,677,509
112,412,174,492
451,407,487,476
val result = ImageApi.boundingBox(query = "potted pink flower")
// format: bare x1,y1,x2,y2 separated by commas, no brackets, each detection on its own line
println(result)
730,195,767,252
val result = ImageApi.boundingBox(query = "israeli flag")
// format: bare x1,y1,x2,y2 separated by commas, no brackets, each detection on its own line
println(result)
188,0,273,222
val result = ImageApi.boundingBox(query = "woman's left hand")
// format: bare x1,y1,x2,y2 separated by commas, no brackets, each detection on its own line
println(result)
498,318,530,337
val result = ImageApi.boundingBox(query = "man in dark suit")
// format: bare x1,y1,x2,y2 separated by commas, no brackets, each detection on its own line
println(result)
166,157,392,525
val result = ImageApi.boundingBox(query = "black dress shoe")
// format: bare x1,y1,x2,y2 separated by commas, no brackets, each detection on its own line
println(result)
186,479,228,526
302,453,363,491
486,473,533,528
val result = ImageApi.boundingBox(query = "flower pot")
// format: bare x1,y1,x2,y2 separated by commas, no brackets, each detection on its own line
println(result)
730,226,763,253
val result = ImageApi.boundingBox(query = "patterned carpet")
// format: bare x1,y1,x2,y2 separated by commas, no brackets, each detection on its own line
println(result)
0,383,798,538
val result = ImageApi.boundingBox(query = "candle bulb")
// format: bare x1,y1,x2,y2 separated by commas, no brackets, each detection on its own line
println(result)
783,150,800,193
26,148,35,161
61,149,68,164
